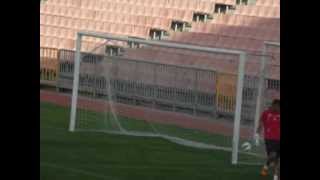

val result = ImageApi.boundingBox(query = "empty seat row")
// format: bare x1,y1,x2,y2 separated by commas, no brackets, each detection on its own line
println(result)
41,14,151,38
191,23,279,41
43,0,194,22
41,34,111,52
41,3,191,25
169,31,264,52
101,2,194,22
41,5,172,30
113,0,216,13
45,0,236,13
234,5,280,18
45,0,81,8
255,0,280,7
122,46,278,80
41,35,75,50
210,0,236,5
211,14,280,29
95,11,172,30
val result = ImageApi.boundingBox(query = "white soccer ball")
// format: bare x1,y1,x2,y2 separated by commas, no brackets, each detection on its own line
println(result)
241,142,252,151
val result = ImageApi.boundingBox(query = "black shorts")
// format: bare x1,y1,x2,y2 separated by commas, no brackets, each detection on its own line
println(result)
265,139,280,158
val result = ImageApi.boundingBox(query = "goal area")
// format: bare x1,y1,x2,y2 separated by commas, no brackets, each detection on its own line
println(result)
64,31,278,165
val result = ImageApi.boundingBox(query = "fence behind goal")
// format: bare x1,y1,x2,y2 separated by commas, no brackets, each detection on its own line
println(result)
64,32,278,165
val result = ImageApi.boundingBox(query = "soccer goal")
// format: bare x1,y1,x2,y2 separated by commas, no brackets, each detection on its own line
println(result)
237,41,280,165
66,31,274,165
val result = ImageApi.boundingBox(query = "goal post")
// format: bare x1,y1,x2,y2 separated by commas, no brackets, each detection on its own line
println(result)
253,41,280,137
67,31,270,165
231,53,246,165
69,32,82,132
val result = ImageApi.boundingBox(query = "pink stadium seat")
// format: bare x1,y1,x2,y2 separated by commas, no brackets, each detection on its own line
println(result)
57,38,64,49
44,26,50,37
51,16,58,26
63,17,72,29
80,0,90,9
255,6,264,17
46,0,58,5
58,16,67,27
40,25,45,36
116,3,126,13
63,0,72,6
109,13,117,23
256,6,268,17
121,24,130,35
168,8,180,19
57,28,66,39
196,0,215,13
64,28,73,40
181,0,193,10
73,18,81,30
152,0,164,8
135,16,145,27
40,4,46,14
72,0,82,7
58,6,67,17
81,19,90,30
53,4,61,16
40,35,46,47
86,0,96,10
47,36,54,48
146,0,155,6
256,0,280,7
51,37,59,49
110,23,118,34
171,0,182,9
45,15,54,26
84,9,95,20
40,14,46,25
45,4,55,15
64,39,75,50
77,9,85,19
214,0,236,5
94,10,104,21
272,7,280,18
137,0,147,6
250,6,261,17
86,20,96,31
268,7,278,17
49,26,57,38
153,7,162,17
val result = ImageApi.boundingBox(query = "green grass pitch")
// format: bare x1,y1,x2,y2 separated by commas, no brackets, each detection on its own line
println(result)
40,102,270,180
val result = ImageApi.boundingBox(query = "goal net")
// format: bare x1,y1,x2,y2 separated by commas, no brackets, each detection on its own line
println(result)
64,31,277,165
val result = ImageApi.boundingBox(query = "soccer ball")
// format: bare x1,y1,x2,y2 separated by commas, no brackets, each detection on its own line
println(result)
241,142,252,151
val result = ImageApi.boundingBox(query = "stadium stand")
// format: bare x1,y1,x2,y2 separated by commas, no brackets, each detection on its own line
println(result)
40,0,280,118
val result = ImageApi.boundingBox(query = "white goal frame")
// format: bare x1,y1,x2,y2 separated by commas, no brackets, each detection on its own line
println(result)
69,31,248,165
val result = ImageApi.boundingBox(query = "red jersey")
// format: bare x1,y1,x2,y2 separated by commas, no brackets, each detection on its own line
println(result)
261,109,280,140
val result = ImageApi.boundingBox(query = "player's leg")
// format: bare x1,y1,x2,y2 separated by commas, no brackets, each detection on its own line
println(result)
273,158,280,180
273,142,280,180
261,140,279,176
261,139,272,176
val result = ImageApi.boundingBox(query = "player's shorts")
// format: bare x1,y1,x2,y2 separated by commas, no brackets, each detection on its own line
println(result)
265,139,280,159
